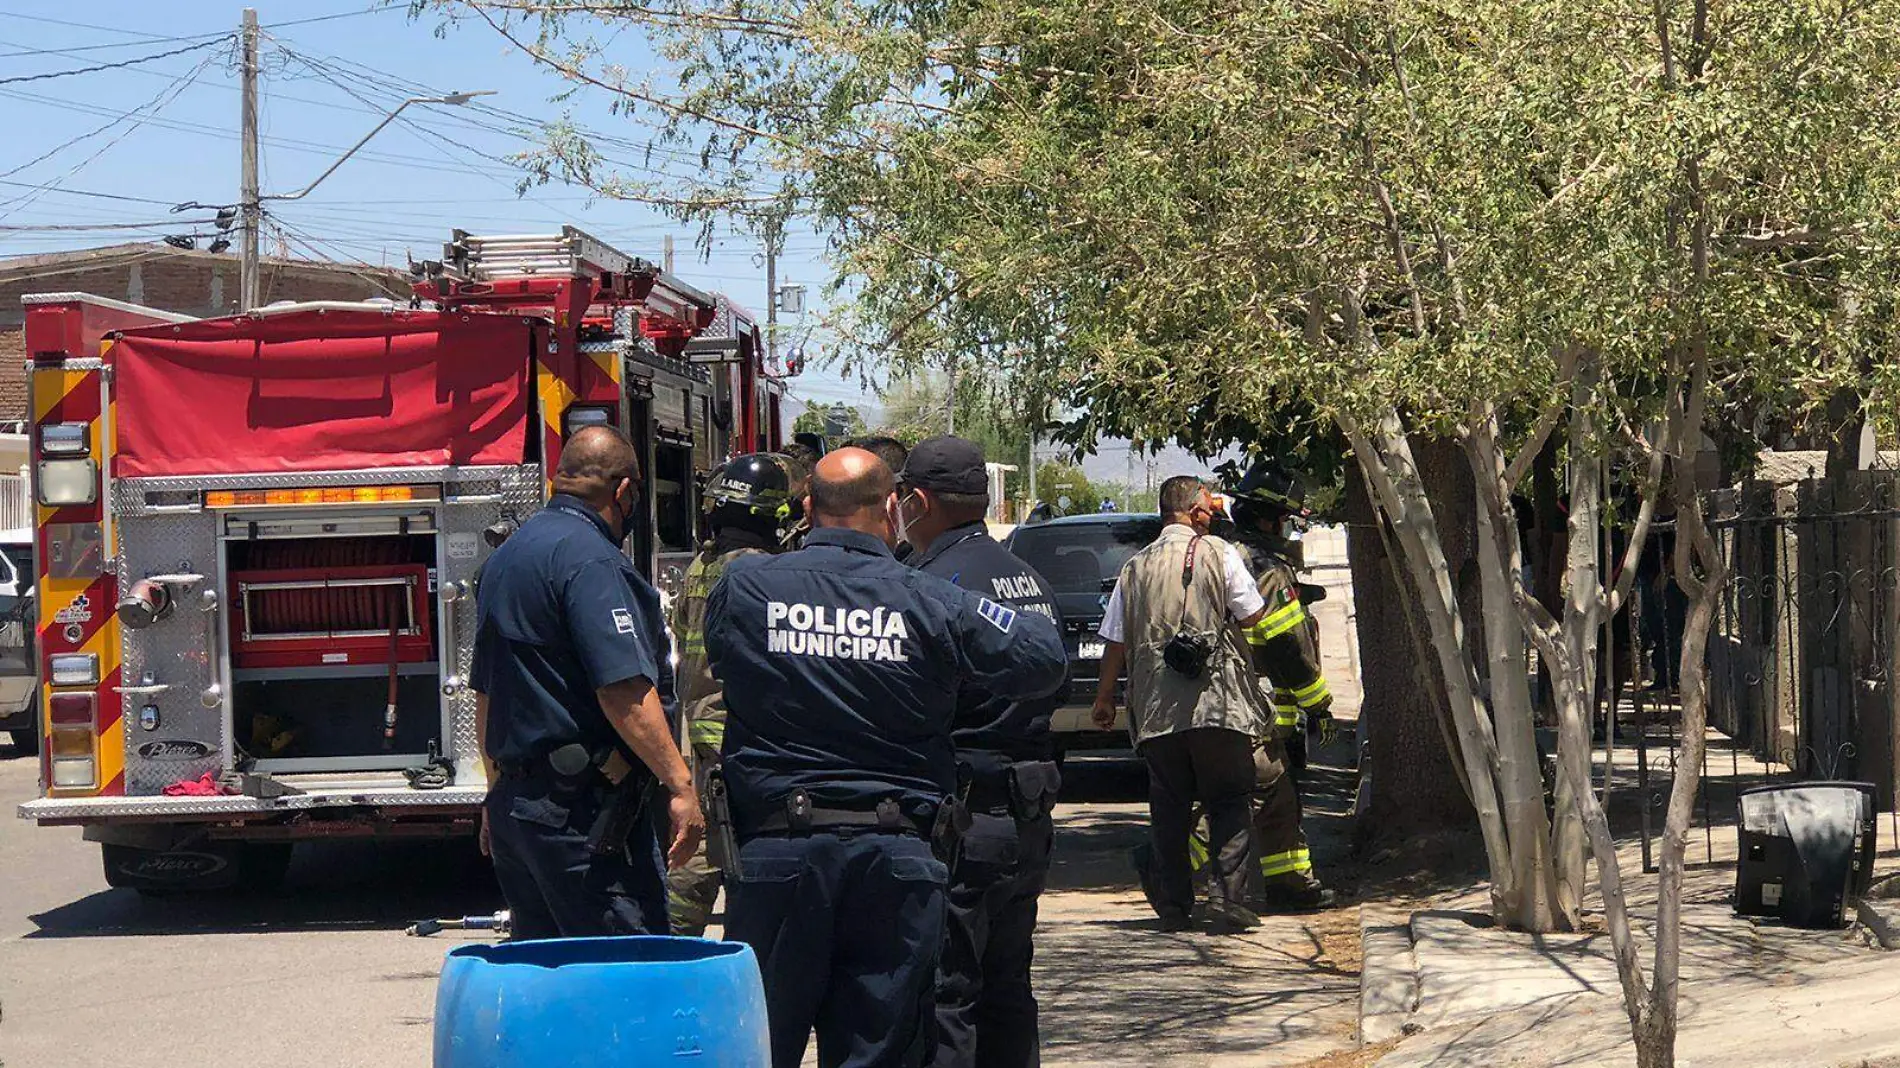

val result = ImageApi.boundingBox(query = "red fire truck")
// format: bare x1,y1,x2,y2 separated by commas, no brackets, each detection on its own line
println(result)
15,226,783,892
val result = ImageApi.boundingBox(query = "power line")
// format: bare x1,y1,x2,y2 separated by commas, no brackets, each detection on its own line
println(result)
0,218,219,232
0,32,228,59
0,12,206,40
264,8,393,30
0,178,174,206
0,86,541,184
1,52,220,180
0,36,229,87
0,53,218,222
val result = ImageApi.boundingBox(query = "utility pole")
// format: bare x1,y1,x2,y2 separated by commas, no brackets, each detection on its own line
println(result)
662,234,675,274
946,356,957,434
764,230,778,370
1026,433,1037,505
238,8,260,312
1126,447,1135,512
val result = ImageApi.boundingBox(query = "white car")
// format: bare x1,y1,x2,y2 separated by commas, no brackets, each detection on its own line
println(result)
0,530,36,754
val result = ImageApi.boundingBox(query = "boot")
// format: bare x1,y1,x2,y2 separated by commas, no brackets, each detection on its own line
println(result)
1194,898,1262,934
1132,843,1193,931
1256,873,1337,913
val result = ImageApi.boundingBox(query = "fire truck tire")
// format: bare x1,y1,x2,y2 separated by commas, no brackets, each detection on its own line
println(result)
236,842,294,893
7,729,36,756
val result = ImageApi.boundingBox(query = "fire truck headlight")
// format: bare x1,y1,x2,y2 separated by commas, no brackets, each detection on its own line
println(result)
50,653,100,686
37,459,98,506
38,422,91,456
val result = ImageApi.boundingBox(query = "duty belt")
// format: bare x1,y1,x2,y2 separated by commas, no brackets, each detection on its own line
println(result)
748,791,922,837
963,759,1062,823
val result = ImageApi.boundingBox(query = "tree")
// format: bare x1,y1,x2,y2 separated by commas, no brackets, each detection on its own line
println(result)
877,371,1034,495
1031,460,1103,516
444,0,1900,1061
791,400,867,441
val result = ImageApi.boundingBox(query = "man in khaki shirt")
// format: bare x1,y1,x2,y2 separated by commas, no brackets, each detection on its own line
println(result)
1092,476,1271,933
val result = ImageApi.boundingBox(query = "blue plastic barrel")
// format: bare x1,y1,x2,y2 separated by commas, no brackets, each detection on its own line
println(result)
434,936,770,1067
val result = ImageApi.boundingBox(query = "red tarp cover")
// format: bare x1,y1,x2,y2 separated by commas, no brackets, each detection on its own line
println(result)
112,309,532,478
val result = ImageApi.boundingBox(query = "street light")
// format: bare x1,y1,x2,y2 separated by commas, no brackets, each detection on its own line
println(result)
235,89,495,310
265,91,498,203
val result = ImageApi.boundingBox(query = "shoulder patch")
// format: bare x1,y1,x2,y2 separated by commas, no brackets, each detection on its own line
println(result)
612,608,637,635
976,597,1017,634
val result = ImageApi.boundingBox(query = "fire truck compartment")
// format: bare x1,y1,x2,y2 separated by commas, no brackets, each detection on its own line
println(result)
108,465,538,797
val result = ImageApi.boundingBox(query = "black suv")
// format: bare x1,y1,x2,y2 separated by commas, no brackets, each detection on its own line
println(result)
1004,513,1164,754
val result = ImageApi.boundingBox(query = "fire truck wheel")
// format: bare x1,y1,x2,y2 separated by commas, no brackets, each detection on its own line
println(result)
7,729,36,756
236,843,294,893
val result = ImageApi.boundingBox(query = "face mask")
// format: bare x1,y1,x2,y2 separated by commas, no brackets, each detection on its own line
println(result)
610,481,641,544
894,491,923,545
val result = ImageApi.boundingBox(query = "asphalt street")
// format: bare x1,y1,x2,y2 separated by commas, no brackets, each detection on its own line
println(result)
0,741,1212,1068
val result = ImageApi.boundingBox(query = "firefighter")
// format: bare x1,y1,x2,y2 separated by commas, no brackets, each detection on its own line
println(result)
1228,459,1336,911
470,425,704,939
897,436,1064,1068
667,453,799,936
704,447,1067,1068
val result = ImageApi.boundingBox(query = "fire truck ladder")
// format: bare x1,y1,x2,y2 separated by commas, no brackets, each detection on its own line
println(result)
439,225,652,282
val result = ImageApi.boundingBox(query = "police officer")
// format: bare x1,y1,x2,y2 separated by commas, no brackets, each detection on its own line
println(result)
666,452,798,936
1229,460,1336,911
471,425,704,939
705,447,1067,1068
897,436,1063,1068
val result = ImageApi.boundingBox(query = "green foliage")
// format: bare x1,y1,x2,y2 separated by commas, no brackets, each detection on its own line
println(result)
874,371,1034,494
791,399,868,442
458,0,1900,474
1033,460,1111,516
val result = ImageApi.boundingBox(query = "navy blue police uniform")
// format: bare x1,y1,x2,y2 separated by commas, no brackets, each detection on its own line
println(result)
470,493,676,940
706,526,1067,1068
897,435,1066,1068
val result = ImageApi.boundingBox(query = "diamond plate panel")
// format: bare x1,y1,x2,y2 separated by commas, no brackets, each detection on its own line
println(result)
114,466,532,517
20,784,486,821
116,508,223,795
112,465,545,792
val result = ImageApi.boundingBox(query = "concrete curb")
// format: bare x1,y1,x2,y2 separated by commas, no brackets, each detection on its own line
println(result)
1358,906,1420,1046
1860,897,1900,950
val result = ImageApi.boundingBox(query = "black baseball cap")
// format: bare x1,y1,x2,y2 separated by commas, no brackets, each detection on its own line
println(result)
897,435,988,494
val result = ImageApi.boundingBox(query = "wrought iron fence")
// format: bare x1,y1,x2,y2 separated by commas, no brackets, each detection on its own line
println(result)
1650,472,1900,866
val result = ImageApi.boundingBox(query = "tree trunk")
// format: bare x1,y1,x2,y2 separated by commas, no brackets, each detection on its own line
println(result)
1341,408,1543,927
1464,424,1566,931
1531,436,1565,720
1348,449,1475,840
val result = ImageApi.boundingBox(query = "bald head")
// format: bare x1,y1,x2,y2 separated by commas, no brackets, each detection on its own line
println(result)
808,447,897,534
553,425,640,506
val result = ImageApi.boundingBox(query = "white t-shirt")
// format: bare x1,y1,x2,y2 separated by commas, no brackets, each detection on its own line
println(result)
1097,525,1263,643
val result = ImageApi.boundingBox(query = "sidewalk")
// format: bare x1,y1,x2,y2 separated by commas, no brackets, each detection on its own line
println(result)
1361,726,1900,1068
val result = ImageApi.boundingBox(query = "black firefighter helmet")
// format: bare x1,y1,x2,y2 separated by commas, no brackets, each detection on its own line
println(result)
703,452,798,537
1229,459,1310,528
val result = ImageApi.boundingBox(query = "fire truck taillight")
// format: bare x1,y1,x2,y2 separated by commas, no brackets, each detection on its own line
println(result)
37,459,98,506
47,692,97,789
39,422,91,456
49,653,100,686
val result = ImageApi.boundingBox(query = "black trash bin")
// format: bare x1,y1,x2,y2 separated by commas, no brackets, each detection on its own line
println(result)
1734,781,1877,929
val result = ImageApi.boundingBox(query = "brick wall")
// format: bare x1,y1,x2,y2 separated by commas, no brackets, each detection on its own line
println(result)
0,244,409,424
0,244,408,329
0,329,22,432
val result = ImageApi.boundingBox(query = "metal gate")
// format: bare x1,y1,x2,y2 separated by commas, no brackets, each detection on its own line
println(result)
1640,472,1900,867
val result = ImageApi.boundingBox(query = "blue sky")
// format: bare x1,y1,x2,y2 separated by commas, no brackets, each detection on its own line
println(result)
0,1,1231,483
0,0,867,408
